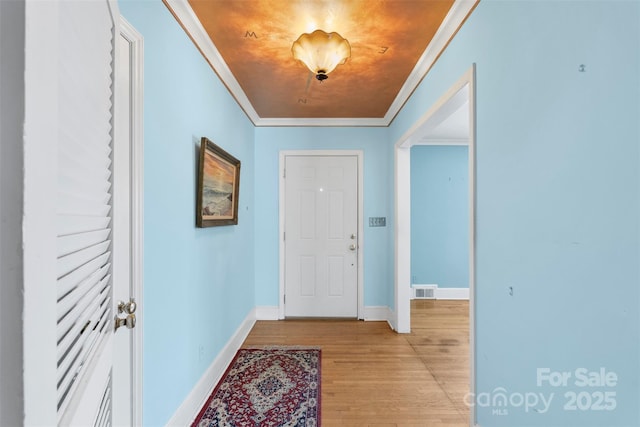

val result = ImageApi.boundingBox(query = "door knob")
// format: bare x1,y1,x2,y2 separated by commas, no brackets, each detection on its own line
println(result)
117,298,137,315
115,313,136,331
115,298,137,331
349,243,357,251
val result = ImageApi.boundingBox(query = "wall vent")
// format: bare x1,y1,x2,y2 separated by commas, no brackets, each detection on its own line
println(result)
412,285,437,299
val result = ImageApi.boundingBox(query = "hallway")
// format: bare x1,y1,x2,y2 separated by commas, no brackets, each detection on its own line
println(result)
241,300,470,426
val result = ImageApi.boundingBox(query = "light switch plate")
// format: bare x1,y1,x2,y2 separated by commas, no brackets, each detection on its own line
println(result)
369,217,386,227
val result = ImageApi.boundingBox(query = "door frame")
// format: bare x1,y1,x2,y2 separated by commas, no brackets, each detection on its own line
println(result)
115,16,145,427
394,65,476,426
279,150,364,319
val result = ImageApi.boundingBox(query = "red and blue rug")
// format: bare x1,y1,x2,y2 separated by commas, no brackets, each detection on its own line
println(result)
192,347,321,427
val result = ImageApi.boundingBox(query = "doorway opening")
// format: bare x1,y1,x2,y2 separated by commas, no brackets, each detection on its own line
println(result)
394,65,476,426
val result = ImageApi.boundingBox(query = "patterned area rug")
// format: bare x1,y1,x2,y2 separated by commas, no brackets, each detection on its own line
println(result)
192,347,321,427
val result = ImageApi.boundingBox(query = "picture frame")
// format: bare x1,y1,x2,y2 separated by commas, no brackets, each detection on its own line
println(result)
196,137,241,227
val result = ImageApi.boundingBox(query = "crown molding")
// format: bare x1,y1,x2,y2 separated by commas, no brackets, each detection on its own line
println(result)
163,0,261,124
164,0,478,127
417,138,469,146
253,117,388,127
384,0,479,126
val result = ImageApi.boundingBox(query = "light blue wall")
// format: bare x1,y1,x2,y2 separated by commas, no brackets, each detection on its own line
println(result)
392,1,639,426
411,145,468,288
120,1,640,426
119,2,255,426
254,127,394,309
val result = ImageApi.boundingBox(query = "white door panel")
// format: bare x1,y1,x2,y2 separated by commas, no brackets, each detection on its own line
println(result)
284,156,358,317
23,3,142,425
55,1,117,424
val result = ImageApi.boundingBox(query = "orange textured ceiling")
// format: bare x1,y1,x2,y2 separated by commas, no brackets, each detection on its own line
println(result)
186,0,456,119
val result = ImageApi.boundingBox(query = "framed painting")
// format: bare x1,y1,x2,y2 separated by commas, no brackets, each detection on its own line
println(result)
196,137,241,227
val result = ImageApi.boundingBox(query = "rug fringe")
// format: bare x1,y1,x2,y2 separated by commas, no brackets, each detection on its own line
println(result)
242,345,322,350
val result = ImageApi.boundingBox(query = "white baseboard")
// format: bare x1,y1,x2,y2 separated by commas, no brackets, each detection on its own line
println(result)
255,306,280,320
435,287,469,300
256,306,395,323
412,284,469,300
165,308,257,427
363,305,391,321
387,308,398,332
363,305,395,331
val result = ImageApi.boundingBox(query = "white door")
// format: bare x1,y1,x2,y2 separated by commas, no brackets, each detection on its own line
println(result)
23,2,142,426
56,2,121,425
284,155,359,317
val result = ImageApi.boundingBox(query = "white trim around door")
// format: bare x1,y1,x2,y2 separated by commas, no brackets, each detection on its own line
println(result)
393,64,476,427
115,16,145,427
279,150,364,320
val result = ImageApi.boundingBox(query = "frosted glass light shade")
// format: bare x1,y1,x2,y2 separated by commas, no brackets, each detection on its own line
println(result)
292,29,351,80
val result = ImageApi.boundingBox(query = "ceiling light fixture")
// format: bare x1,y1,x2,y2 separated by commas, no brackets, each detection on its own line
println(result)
292,29,351,81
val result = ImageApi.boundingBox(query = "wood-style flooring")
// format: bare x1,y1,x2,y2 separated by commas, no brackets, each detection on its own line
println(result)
241,300,470,427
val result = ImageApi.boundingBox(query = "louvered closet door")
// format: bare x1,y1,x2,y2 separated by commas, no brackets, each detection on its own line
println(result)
57,1,118,425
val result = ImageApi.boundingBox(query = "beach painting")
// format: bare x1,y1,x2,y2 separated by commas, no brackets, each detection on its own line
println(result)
197,137,240,227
